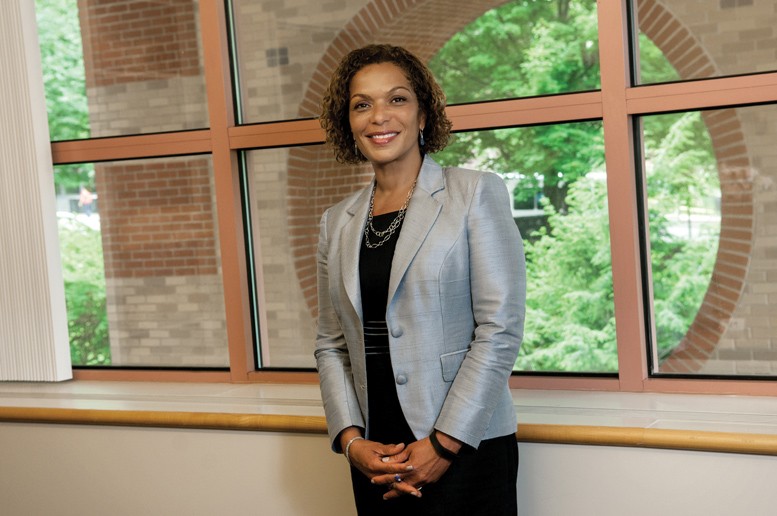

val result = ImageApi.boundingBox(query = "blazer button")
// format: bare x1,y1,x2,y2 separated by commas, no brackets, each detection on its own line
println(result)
391,326,403,338
395,374,408,385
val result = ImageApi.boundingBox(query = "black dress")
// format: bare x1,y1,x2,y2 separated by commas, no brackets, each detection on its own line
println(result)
351,211,519,516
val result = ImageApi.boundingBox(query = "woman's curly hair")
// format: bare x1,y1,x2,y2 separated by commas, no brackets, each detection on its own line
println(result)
320,44,452,164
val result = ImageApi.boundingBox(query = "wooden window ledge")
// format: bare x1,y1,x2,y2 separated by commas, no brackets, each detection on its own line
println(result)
2,382,777,456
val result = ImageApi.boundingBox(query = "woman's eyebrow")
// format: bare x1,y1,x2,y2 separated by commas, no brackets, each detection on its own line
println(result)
350,85,412,101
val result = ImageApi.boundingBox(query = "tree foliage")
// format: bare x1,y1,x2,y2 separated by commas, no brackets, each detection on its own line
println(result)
518,176,618,371
431,1,720,371
58,218,111,365
35,0,93,192
36,0,107,364
643,112,719,358
430,0,601,213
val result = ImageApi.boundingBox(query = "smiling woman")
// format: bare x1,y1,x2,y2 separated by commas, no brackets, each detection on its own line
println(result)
348,63,425,198
315,44,526,516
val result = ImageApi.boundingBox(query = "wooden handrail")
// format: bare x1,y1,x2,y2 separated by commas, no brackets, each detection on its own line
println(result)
2,406,776,456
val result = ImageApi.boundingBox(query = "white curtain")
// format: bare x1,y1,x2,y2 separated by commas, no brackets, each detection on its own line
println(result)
0,0,71,381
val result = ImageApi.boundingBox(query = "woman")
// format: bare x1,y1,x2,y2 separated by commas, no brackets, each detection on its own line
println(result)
315,44,526,515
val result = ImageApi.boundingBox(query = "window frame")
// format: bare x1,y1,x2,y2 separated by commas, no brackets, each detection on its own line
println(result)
49,0,777,395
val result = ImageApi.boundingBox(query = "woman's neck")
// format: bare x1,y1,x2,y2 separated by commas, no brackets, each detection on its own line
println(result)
370,158,423,216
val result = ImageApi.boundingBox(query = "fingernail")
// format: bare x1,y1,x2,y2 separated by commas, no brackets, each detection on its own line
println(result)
381,456,390,462
370,479,376,484
405,465,414,471
412,491,422,498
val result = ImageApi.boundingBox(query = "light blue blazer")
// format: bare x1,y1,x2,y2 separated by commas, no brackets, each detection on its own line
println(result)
315,156,526,451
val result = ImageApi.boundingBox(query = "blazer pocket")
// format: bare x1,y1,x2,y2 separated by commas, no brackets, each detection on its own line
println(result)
440,348,469,382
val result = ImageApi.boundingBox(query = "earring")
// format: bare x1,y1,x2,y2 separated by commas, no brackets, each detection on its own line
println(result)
354,141,360,156
419,129,425,147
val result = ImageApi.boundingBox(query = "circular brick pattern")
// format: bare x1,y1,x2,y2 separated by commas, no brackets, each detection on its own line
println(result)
288,0,753,374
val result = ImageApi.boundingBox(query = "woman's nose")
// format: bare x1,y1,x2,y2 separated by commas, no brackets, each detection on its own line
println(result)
370,102,388,124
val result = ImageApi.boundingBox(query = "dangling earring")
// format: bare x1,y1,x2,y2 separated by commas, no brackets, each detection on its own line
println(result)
354,141,360,156
419,129,425,148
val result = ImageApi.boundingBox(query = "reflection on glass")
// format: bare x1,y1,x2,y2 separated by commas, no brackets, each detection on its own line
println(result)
436,123,613,373
644,105,777,376
56,156,229,367
634,0,777,85
36,0,208,140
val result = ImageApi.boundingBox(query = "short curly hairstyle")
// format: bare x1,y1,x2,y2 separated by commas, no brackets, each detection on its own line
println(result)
320,44,452,164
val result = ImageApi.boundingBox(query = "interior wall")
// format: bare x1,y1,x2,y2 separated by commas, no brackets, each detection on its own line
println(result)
1,423,775,516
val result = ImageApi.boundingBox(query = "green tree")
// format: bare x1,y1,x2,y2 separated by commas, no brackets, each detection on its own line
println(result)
430,0,601,213
431,2,719,371
58,218,110,365
517,175,618,371
35,0,93,192
643,112,719,359
36,0,108,365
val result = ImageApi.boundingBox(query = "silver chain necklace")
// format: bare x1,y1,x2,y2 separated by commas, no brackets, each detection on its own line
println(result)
363,178,417,249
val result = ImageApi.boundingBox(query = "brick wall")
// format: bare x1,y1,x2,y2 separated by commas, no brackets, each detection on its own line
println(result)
80,0,201,88
94,155,228,367
98,157,218,279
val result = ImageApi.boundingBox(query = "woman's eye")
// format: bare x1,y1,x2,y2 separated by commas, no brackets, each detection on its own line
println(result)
353,102,369,110
391,96,407,103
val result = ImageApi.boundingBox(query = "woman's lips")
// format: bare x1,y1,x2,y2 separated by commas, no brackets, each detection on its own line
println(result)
367,132,398,144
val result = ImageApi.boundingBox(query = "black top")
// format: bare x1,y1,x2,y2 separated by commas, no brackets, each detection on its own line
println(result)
359,211,415,444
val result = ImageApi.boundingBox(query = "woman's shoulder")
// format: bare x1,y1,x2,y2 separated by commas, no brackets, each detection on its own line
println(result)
439,163,504,195
321,183,370,223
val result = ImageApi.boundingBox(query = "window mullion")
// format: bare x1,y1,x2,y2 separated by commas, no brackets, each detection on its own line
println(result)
199,0,255,381
598,0,649,391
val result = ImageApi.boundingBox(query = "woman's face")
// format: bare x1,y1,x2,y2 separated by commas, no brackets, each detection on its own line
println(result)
348,62,426,172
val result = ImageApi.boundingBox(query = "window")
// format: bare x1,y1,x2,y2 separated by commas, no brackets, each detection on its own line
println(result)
633,0,777,85
434,124,614,373
30,0,777,390
36,0,208,141
641,105,777,377
57,156,229,368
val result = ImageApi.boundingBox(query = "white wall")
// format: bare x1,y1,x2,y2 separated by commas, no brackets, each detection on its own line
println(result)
2,423,776,516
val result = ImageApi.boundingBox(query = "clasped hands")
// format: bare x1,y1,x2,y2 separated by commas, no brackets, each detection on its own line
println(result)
347,435,457,500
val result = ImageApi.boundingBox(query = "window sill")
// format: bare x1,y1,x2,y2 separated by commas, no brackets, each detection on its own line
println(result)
1,381,777,455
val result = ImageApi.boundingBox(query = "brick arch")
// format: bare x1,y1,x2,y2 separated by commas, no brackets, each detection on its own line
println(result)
287,0,755,374
287,0,509,318
637,0,754,372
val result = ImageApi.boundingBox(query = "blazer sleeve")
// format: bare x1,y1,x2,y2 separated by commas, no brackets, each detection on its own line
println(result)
313,209,365,451
434,172,526,447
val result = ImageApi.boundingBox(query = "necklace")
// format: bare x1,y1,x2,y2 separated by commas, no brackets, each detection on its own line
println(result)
363,178,417,249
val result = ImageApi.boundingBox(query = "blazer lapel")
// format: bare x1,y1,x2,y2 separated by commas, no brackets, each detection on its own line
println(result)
341,180,373,324
387,156,445,304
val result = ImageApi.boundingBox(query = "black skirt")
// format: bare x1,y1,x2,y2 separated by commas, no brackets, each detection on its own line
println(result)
350,433,518,516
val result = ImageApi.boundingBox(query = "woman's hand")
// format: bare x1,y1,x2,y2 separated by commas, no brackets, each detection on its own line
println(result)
375,432,462,500
346,437,415,482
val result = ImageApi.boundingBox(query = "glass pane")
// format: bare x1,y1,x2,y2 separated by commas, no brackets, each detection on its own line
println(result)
430,0,600,103
247,123,609,372
245,145,369,368
56,155,228,367
634,0,777,85
436,123,614,373
643,105,777,376
36,0,208,140
230,0,599,124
